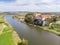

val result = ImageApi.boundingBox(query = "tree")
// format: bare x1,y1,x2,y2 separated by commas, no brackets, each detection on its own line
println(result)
52,16,57,22
56,16,60,21
45,16,57,23
45,18,52,23
24,12,34,24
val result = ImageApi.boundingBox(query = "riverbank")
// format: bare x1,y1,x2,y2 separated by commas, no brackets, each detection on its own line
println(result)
0,15,21,45
26,23,60,36
0,15,28,45
12,15,25,23
5,15,28,45
37,26,60,35
4,22,22,45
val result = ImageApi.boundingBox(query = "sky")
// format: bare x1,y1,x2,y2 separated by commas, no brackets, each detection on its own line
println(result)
0,0,60,12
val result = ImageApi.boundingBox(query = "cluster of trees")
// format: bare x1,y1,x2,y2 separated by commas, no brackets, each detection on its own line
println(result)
25,12,60,26
24,12,43,26
45,16,57,23
24,12,34,24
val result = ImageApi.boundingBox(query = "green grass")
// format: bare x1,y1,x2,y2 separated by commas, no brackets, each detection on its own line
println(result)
0,31,15,45
3,27,9,32
0,15,25,45
38,26,60,35
3,27,11,32
0,15,16,45
0,24,16,45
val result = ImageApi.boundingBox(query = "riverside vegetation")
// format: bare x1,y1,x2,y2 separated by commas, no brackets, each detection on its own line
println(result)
13,12,60,35
0,15,28,45
25,12,60,35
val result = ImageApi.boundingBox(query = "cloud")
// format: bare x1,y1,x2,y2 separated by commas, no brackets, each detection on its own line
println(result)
41,0,54,3
0,0,60,12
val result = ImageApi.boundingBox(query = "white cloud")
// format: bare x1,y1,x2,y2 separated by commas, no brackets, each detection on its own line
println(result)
16,0,29,4
41,0,54,3
0,0,60,12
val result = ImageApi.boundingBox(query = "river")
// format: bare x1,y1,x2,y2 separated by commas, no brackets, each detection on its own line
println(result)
5,15,60,45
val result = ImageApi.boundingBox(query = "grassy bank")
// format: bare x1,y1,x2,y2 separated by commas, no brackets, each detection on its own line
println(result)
0,31,15,45
27,23,60,35
0,15,28,45
0,15,20,45
37,26,60,35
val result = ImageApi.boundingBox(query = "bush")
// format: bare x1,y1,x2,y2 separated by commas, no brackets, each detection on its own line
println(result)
49,25,54,29
18,38,28,45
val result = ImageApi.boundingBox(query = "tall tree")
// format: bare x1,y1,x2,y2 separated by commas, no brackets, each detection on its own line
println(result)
24,12,34,24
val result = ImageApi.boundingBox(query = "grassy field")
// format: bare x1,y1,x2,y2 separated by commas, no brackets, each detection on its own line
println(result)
0,15,17,45
0,31,15,45
0,19,16,45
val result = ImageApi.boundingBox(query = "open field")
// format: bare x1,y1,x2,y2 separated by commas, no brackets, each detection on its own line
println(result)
0,15,21,45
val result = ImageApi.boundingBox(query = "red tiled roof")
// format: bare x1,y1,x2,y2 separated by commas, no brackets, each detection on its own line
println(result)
33,13,52,19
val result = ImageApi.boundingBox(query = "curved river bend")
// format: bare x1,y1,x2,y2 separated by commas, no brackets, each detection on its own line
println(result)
5,16,60,45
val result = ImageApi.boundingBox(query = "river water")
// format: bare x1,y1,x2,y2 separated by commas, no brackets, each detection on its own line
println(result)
5,15,60,45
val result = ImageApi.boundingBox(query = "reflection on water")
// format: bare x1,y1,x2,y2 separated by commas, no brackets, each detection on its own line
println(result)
5,15,60,45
